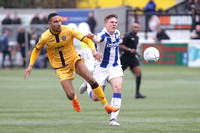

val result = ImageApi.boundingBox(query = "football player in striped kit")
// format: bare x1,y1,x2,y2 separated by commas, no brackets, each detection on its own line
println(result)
79,14,123,126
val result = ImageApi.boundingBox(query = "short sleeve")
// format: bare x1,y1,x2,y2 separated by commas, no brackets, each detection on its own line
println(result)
70,28,85,41
120,33,129,46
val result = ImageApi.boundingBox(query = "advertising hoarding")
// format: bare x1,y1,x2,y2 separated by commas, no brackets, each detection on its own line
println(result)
142,43,188,65
188,43,200,67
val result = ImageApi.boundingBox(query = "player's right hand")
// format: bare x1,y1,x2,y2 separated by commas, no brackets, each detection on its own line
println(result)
24,65,33,79
92,50,103,61
85,32,94,39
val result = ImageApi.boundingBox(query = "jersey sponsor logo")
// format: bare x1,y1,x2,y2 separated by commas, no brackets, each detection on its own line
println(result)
131,38,135,40
55,43,64,51
106,38,119,48
49,39,55,42
61,35,66,41
55,46,64,51
106,42,119,47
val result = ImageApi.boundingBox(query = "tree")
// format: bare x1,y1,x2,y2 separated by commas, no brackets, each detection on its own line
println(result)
1,0,76,8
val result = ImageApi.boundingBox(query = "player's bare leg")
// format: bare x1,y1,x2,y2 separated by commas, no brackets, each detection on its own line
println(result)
61,79,81,112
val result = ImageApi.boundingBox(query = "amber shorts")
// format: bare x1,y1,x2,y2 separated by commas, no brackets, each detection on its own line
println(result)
55,55,84,82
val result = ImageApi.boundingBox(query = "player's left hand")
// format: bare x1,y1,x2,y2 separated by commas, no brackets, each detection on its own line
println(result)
92,50,103,61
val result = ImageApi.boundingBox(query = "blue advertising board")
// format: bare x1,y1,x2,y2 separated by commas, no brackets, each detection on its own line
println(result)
188,43,200,67
56,10,94,25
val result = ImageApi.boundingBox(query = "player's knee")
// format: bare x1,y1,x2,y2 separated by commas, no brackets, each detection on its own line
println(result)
113,86,122,93
139,72,142,77
136,71,142,77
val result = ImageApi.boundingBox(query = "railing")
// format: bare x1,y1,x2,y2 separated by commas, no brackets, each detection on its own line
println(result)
0,24,49,67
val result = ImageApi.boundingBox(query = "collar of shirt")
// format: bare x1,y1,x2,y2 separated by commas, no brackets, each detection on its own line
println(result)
102,27,118,36
50,29,60,35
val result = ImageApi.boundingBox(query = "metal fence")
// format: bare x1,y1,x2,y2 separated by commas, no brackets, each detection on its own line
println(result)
0,24,49,68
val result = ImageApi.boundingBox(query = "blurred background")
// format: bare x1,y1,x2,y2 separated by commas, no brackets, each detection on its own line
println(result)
0,0,200,69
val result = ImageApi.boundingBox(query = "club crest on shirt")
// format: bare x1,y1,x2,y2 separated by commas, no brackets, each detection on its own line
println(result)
61,35,66,41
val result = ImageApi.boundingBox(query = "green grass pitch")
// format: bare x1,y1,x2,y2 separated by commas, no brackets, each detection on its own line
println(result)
0,66,200,133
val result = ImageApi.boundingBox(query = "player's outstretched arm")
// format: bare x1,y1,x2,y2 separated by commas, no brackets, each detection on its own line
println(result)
81,37,102,61
85,32,94,39
85,32,100,43
24,48,40,79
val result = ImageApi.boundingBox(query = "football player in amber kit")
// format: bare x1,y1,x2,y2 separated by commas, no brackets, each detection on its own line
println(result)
24,13,119,114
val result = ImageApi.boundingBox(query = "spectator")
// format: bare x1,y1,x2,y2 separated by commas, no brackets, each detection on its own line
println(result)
2,13,12,25
30,13,41,24
185,0,195,14
29,32,39,49
195,8,200,25
157,8,164,14
191,24,200,39
144,0,156,14
34,47,48,68
154,26,170,42
194,0,200,9
40,13,48,24
144,0,156,30
86,11,97,33
1,30,13,69
31,33,48,69
12,12,21,24
17,27,30,67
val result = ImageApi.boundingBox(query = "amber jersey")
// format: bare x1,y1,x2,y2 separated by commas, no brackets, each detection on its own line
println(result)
36,25,85,69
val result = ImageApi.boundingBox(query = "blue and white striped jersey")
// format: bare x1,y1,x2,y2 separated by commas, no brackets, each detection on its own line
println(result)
95,27,121,68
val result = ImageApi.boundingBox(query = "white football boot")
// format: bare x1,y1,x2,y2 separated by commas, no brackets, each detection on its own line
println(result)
79,81,87,94
109,119,120,126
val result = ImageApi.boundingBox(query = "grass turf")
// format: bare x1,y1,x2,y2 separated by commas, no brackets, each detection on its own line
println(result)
0,66,200,133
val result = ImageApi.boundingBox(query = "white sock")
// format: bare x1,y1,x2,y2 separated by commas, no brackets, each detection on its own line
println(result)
111,93,121,120
86,83,93,99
